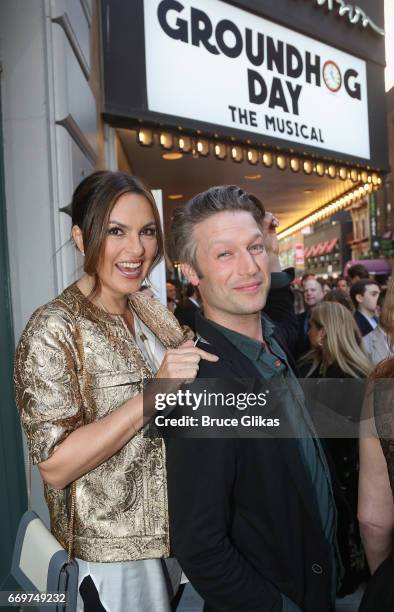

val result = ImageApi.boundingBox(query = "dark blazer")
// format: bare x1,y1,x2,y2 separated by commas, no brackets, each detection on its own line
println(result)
354,310,375,337
174,298,200,332
166,313,334,612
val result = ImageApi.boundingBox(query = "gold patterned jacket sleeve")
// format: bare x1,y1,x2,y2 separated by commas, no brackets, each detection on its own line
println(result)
14,304,84,464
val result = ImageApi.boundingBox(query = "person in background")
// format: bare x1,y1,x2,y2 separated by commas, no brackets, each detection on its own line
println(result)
292,284,305,315
323,289,354,313
317,278,332,296
347,264,369,284
351,280,381,337
376,288,386,319
166,281,178,313
174,283,200,332
363,288,394,366
301,272,315,287
139,284,156,299
295,278,325,358
358,277,394,611
336,276,350,294
299,301,371,596
14,171,217,612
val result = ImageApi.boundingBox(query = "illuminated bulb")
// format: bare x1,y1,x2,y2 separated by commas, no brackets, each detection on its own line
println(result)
138,129,153,146
197,140,209,156
231,147,243,162
178,136,192,152
247,149,259,164
160,132,173,149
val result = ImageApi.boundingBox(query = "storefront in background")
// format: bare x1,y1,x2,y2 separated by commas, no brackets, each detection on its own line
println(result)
101,0,388,284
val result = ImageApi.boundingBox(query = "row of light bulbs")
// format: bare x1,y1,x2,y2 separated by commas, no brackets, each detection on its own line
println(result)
277,182,380,240
138,128,381,184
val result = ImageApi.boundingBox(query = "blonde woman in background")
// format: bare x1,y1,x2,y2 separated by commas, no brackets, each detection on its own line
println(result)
299,302,371,596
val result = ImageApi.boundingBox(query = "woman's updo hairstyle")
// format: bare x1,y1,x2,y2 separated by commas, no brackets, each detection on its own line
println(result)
71,171,164,295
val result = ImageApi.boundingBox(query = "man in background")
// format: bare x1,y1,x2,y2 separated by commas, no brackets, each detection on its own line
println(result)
295,278,325,358
350,279,380,337
335,276,350,294
174,284,201,332
347,264,369,285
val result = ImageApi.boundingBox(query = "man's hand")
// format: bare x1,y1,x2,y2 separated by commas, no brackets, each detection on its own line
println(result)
262,212,280,272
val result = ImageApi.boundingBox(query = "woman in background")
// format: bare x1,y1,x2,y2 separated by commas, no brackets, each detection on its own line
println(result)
299,301,371,595
14,171,217,612
358,279,394,611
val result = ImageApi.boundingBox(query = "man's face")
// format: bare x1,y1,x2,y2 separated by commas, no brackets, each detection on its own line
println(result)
358,284,380,314
337,279,349,293
187,211,270,324
303,279,324,307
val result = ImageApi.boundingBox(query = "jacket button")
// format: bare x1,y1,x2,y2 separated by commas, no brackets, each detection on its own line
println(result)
312,563,323,575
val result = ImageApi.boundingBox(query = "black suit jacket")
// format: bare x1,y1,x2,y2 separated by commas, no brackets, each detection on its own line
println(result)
354,310,374,337
166,313,334,612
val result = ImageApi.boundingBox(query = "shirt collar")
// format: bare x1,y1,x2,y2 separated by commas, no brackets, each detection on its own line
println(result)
208,316,275,362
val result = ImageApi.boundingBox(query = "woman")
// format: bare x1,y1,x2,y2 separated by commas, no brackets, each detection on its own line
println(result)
14,171,217,612
358,278,394,611
298,302,371,596
362,288,394,365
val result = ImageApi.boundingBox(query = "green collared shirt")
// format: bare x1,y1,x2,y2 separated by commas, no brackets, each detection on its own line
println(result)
209,316,337,611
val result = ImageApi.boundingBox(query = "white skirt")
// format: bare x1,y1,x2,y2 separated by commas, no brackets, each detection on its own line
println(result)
76,557,182,612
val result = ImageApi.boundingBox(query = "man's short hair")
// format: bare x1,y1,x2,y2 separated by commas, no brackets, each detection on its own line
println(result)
347,264,369,280
302,273,315,284
350,279,379,308
170,185,265,275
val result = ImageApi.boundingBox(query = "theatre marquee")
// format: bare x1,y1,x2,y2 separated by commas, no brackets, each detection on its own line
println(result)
101,0,387,168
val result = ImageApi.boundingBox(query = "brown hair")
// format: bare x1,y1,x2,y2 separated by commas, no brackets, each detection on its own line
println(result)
323,289,354,313
350,279,380,308
299,301,371,378
71,171,163,294
170,185,265,276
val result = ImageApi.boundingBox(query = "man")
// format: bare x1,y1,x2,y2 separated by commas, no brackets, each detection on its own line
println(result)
166,186,337,612
350,279,380,337
335,276,350,294
295,278,325,358
174,284,200,332
347,263,369,284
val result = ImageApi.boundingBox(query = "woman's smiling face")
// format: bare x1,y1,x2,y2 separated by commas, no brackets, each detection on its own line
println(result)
96,192,158,299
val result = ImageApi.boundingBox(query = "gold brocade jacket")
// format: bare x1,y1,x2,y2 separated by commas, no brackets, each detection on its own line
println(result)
14,284,192,562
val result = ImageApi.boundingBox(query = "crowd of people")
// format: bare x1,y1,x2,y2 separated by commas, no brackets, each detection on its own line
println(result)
13,172,394,612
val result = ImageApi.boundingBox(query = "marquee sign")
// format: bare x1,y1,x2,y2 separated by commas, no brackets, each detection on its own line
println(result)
144,0,370,159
